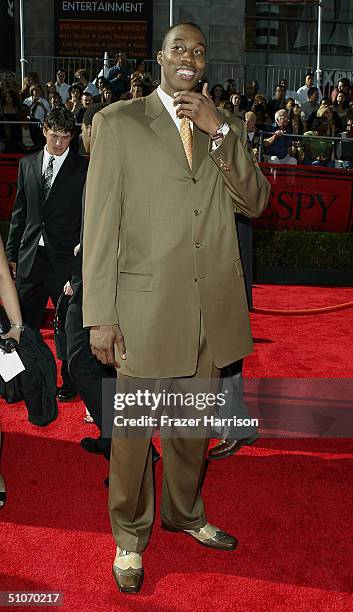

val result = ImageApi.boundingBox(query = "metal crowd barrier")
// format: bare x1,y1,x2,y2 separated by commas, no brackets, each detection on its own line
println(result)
1,120,352,170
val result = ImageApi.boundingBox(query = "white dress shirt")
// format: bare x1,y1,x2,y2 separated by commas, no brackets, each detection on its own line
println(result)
55,81,70,103
296,85,322,105
39,146,70,245
157,85,193,132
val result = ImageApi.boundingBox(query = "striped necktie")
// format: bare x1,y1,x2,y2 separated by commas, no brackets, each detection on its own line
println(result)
42,155,55,200
180,117,193,169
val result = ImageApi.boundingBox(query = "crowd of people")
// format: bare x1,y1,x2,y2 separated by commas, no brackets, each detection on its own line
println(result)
1,65,353,167
0,55,157,154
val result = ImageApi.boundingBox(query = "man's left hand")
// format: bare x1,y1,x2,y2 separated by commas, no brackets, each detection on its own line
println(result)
173,83,221,136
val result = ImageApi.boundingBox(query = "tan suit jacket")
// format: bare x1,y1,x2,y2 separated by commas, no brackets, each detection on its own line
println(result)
82,91,270,378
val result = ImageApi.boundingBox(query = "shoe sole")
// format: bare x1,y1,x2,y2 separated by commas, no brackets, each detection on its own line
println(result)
161,523,237,550
209,435,260,460
112,567,144,594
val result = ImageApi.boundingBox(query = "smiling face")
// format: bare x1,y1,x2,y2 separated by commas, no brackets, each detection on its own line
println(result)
49,93,61,108
157,24,206,97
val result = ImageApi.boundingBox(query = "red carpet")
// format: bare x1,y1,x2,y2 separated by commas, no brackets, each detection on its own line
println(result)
1,285,353,611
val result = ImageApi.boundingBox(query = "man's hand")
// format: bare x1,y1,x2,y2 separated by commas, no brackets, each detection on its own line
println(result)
9,261,17,280
90,324,126,368
173,83,221,135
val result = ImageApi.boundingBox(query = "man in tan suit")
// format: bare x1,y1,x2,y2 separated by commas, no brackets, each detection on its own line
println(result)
82,22,270,593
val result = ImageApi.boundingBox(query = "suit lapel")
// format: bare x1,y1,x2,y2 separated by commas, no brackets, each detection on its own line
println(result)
145,91,191,174
32,150,44,198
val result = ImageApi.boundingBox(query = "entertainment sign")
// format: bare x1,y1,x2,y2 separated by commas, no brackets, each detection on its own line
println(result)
54,0,152,58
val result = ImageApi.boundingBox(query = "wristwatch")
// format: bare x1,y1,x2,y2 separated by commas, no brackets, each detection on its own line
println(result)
210,122,230,141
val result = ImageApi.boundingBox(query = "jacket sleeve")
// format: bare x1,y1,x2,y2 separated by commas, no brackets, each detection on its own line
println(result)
6,158,27,262
209,119,270,219
82,111,123,328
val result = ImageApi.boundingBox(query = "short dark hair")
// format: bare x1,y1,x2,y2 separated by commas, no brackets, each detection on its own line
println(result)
162,22,207,50
43,107,76,133
308,86,319,98
68,83,83,98
338,77,351,89
305,72,314,78
82,103,105,127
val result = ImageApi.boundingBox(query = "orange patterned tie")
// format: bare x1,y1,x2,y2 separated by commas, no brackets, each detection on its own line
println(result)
180,117,193,169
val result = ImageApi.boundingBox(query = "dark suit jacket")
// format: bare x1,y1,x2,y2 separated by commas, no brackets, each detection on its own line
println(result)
6,149,88,281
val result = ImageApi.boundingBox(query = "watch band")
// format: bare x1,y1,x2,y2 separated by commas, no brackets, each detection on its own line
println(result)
210,122,230,141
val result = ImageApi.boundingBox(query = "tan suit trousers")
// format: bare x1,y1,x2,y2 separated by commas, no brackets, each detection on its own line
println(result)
108,316,220,552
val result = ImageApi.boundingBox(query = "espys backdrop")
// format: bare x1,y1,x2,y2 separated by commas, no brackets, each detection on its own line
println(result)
1,156,353,233
54,0,153,58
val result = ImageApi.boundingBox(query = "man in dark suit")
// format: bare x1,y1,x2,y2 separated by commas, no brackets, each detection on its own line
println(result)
209,117,260,461
6,107,88,400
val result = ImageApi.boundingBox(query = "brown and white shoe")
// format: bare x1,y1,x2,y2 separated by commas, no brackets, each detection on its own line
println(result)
112,547,144,594
162,522,237,551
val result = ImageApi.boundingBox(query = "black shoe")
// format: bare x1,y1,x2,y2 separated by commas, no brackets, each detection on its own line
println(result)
208,433,260,460
162,522,237,551
80,437,111,460
57,386,77,401
152,443,160,463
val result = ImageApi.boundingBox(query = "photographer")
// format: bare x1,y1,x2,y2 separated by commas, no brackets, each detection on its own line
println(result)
23,85,50,123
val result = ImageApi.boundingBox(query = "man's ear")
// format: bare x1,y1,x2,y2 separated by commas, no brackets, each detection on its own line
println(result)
43,126,47,139
157,50,163,66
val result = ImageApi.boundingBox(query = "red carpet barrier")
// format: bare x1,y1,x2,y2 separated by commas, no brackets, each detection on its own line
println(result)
0,154,23,221
1,155,353,232
255,162,353,232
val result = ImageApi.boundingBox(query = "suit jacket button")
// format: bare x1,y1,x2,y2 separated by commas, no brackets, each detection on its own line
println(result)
192,177,197,183
194,276,198,282
194,242,201,248
193,209,200,216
